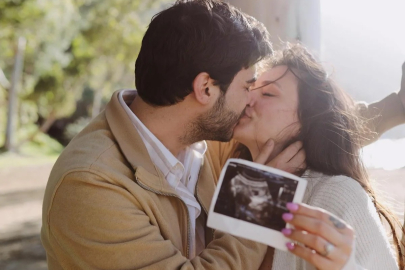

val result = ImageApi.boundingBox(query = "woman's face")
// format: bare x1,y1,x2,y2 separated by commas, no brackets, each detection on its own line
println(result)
233,65,301,150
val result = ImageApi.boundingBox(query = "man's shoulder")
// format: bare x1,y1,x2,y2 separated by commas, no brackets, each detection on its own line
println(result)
48,112,137,191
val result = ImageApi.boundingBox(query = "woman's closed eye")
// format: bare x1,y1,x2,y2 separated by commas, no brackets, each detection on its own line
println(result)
262,92,276,97
260,83,281,97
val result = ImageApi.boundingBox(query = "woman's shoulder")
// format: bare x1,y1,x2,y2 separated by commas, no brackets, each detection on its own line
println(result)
303,171,373,219
302,171,398,269
303,171,367,198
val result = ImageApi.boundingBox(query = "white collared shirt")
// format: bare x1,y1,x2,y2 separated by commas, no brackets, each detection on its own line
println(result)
118,90,206,258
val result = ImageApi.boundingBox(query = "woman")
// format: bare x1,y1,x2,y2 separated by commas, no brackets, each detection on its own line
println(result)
211,44,404,269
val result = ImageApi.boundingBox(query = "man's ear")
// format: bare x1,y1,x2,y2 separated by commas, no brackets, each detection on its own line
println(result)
192,72,216,105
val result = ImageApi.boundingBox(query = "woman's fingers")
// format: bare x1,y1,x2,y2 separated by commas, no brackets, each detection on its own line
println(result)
282,203,355,270
254,139,274,164
295,158,307,175
282,229,348,265
286,203,354,236
285,242,338,270
282,212,344,247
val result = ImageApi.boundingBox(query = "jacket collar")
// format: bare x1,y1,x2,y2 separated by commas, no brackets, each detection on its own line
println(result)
105,90,215,212
106,90,164,188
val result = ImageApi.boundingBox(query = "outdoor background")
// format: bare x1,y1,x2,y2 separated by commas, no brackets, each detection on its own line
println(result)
0,0,404,269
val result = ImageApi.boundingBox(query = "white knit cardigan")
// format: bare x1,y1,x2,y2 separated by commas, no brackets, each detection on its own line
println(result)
271,171,398,270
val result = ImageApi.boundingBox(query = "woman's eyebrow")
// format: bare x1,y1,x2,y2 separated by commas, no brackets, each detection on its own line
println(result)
251,68,290,91
261,80,283,90
251,80,283,91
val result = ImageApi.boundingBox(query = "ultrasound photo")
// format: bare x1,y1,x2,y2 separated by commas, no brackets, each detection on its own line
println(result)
213,161,299,231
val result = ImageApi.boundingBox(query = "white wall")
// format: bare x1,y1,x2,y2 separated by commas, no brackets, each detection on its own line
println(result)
226,0,321,54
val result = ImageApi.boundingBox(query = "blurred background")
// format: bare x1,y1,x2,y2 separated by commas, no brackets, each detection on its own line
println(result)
0,0,404,269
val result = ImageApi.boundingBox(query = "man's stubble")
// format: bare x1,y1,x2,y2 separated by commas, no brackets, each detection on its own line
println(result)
181,92,245,145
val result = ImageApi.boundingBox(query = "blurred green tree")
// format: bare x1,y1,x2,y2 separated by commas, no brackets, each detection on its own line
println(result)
0,0,172,149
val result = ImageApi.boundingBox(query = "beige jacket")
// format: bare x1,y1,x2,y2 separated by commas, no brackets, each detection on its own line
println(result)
41,91,267,270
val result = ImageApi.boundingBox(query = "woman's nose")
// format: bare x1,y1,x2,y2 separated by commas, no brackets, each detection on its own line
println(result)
247,89,260,107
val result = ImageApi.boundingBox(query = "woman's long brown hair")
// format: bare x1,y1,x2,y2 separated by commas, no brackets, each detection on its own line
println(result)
234,43,405,268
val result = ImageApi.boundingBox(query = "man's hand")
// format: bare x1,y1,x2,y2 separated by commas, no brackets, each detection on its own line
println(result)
399,62,405,107
254,140,307,175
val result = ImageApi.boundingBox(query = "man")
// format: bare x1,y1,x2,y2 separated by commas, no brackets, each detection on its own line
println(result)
41,1,275,269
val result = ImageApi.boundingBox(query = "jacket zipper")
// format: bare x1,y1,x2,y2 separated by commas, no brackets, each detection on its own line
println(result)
135,176,191,259
195,185,215,242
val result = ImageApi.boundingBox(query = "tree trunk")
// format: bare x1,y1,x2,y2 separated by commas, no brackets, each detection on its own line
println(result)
3,37,26,152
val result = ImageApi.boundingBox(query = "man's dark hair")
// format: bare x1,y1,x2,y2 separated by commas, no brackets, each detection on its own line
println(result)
135,0,272,106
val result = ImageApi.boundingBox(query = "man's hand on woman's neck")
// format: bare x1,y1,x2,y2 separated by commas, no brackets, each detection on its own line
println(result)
249,140,307,175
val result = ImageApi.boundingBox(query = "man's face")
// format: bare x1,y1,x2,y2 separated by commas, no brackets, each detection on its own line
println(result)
192,66,257,142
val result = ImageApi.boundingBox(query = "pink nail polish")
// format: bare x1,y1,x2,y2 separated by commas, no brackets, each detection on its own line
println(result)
286,242,295,250
282,213,293,221
282,228,292,236
286,202,299,212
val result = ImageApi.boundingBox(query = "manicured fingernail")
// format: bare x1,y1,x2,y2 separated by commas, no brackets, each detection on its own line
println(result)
282,213,293,221
286,242,295,250
282,228,292,236
286,203,299,212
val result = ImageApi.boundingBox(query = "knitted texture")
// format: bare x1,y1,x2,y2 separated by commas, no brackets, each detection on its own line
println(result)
271,171,398,270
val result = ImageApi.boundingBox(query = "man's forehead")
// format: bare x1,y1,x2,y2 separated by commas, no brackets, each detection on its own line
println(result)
237,65,257,82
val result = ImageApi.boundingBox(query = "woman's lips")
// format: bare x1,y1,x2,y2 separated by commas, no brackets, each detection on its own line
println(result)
238,113,251,122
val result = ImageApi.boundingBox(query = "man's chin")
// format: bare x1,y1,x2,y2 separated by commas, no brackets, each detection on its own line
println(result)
215,131,234,142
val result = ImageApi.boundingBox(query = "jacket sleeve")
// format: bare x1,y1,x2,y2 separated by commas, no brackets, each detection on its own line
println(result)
357,92,405,146
45,170,266,270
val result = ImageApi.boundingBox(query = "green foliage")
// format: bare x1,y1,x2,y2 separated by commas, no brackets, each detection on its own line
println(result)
19,130,64,156
64,117,91,141
0,0,173,146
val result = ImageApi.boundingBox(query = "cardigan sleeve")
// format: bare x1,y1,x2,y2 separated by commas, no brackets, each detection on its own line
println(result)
306,176,398,270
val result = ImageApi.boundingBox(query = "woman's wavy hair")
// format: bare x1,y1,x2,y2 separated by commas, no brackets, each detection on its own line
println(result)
235,43,404,267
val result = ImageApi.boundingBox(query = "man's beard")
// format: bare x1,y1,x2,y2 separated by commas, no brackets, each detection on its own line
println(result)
182,92,244,144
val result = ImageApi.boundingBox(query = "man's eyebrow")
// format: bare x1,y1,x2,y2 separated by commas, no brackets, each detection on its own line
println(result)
246,77,257,84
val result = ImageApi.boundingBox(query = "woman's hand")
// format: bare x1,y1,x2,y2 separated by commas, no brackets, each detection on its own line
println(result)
281,203,355,270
